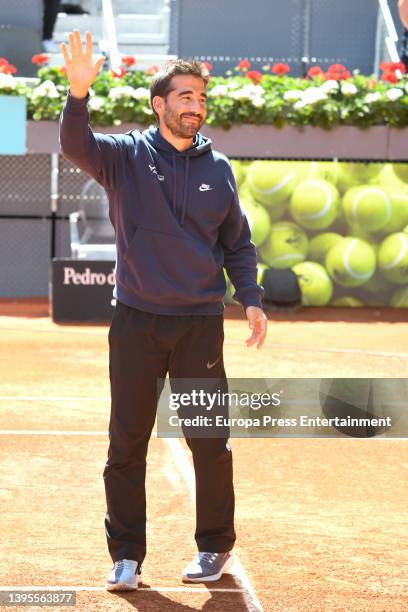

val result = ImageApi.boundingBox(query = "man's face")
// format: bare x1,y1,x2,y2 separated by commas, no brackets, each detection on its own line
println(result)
154,75,207,139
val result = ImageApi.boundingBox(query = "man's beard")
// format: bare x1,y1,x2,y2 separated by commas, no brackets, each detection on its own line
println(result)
162,106,204,139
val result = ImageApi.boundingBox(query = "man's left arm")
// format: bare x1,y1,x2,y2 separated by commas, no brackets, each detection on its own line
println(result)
219,170,267,349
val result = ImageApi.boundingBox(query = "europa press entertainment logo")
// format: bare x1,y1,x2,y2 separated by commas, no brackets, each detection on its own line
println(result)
63,267,115,286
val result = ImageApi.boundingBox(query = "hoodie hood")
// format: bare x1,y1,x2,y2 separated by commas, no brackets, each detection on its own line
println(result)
143,126,213,225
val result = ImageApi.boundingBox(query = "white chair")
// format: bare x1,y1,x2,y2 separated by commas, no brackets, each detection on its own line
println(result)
69,178,116,260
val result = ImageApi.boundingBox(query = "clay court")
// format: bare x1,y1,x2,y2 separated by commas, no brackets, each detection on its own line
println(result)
1,303,408,611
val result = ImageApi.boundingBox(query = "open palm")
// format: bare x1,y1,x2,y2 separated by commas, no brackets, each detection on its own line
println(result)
60,30,105,96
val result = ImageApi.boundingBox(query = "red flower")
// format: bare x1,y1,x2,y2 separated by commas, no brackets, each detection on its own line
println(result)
0,59,17,74
111,66,127,78
203,61,213,73
121,55,136,67
327,63,347,73
32,53,49,65
247,70,263,83
307,66,324,78
59,66,67,75
381,71,399,84
272,62,290,75
146,64,159,75
324,63,351,80
4,63,17,74
380,61,406,74
238,59,251,71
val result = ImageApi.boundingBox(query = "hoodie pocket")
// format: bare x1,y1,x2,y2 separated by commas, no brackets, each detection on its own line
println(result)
120,226,219,304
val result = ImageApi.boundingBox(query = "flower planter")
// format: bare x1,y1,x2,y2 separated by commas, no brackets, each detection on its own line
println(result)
26,120,397,160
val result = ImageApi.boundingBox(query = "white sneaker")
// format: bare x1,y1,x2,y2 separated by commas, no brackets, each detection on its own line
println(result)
182,551,234,582
42,39,59,53
106,559,142,591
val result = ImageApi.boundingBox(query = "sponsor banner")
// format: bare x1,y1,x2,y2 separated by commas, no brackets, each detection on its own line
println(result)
157,377,408,438
51,259,115,322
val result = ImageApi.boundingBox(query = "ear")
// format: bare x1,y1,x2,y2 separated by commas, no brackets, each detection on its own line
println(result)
152,95,164,116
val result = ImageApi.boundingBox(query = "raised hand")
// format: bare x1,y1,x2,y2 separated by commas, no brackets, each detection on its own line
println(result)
60,30,106,99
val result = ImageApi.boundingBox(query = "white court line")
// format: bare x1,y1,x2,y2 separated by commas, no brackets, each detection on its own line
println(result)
0,585,245,593
165,438,264,612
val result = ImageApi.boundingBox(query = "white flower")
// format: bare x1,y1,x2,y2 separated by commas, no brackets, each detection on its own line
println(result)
113,119,122,126
230,88,250,101
89,96,105,111
89,87,95,97
283,90,303,102
230,83,265,102
208,84,229,97
108,86,136,100
320,79,339,93
340,82,357,96
227,80,241,90
32,80,60,100
251,96,265,107
386,88,404,102
132,87,150,100
0,73,16,90
142,107,154,115
365,92,381,104
289,86,327,109
243,84,265,96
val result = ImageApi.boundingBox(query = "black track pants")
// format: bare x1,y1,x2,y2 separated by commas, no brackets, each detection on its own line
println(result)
103,301,236,563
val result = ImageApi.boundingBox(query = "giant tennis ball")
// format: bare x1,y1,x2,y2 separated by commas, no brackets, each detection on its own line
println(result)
392,163,408,184
346,223,376,242
296,161,340,186
342,186,392,232
331,296,364,307
337,163,360,194
292,261,333,305
290,179,340,230
390,286,408,307
380,188,408,233
240,179,286,222
378,232,408,284
361,269,392,294
247,161,298,206
230,160,246,188
345,162,382,183
258,221,309,269
373,164,405,190
243,200,271,246
223,269,234,303
309,232,344,264
257,263,268,284
325,237,376,287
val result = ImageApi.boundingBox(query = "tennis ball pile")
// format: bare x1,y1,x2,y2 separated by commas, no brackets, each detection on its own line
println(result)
228,159,408,307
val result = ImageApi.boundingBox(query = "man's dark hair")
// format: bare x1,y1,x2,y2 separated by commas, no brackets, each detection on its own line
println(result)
149,59,210,122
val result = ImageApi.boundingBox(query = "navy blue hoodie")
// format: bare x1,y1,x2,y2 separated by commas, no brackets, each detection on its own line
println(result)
59,92,264,315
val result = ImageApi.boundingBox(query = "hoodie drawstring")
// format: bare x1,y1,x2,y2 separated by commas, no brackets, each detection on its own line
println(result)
172,153,190,226
172,152,177,216
180,156,190,226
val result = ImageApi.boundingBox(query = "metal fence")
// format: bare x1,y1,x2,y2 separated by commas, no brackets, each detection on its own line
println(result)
169,0,405,76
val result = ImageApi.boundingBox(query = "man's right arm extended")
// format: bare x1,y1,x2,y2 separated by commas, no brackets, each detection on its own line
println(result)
59,29,128,189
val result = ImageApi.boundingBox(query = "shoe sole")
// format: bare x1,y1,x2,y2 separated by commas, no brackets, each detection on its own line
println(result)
105,575,141,591
182,554,234,583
